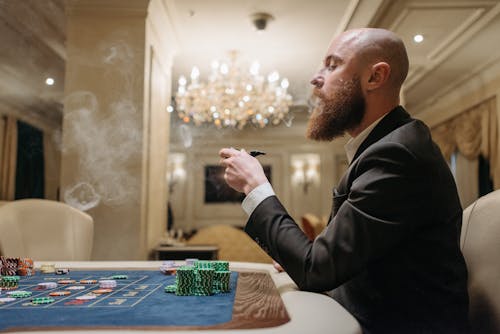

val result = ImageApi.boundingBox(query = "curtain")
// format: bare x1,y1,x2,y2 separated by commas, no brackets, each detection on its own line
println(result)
15,120,44,199
0,116,18,200
432,98,498,188
454,151,479,208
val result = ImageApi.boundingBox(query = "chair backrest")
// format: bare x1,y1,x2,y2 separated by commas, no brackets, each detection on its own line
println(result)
461,189,500,334
0,199,94,261
186,224,273,263
301,213,327,240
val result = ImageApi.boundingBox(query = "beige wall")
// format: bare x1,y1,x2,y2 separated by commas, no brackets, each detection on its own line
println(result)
62,0,176,260
142,0,177,256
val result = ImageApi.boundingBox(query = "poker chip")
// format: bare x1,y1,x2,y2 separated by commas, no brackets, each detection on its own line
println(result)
160,261,177,274
66,286,85,290
40,264,56,274
55,268,70,275
18,258,35,276
111,275,127,280
93,288,113,294
7,291,32,298
38,282,58,289
76,294,96,300
49,291,71,297
79,280,97,284
1,275,20,290
0,297,16,303
0,257,19,276
164,284,177,293
31,297,55,304
99,280,117,288
162,260,175,267
159,266,177,275
185,258,198,266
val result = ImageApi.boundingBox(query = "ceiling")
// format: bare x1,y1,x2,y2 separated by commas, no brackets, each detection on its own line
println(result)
1,0,499,130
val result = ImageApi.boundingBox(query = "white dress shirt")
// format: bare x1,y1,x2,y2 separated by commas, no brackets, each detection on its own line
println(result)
241,113,389,216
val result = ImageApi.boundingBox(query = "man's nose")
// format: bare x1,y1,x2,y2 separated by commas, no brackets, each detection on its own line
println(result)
310,74,324,88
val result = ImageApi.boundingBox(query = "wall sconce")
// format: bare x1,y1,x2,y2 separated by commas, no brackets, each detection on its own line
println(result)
167,153,186,193
291,154,320,194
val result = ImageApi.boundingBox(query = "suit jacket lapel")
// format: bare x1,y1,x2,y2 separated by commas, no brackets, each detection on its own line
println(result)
329,106,412,221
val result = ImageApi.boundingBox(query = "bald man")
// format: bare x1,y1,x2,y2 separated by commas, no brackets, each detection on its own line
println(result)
220,28,469,333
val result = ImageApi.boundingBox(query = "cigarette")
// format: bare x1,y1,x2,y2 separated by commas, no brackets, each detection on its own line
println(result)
249,150,266,157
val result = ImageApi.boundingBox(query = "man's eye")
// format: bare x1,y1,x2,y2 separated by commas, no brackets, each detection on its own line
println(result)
328,64,336,71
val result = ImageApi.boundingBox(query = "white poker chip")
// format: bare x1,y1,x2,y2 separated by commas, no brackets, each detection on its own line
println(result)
66,286,85,290
185,258,198,266
76,295,96,300
162,260,175,267
6,290,30,295
0,297,17,302
38,282,58,289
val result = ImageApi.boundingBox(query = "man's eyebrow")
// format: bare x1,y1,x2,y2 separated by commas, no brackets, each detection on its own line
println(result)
324,54,343,66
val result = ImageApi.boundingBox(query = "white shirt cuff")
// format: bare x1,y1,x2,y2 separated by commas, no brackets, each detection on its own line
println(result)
242,182,275,216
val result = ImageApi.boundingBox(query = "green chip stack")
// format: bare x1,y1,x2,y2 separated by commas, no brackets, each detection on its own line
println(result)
31,297,55,305
213,270,231,293
194,261,215,270
1,275,20,290
164,260,231,296
9,291,32,298
175,266,196,296
195,268,214,296
212,261,229,271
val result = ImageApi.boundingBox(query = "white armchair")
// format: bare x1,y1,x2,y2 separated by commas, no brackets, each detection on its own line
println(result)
461,189,500,333
0,199,94,261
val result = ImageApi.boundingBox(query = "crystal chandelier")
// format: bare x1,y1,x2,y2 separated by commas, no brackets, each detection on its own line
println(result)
173,51,293,129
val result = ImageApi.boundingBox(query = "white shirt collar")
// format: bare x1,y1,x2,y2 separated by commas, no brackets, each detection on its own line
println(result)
344,113,388,164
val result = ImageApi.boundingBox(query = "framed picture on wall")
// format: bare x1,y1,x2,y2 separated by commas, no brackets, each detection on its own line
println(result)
204,165,272,203
193,152,282,222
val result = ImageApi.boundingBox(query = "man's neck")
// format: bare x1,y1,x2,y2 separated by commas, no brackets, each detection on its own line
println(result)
348,100,399,138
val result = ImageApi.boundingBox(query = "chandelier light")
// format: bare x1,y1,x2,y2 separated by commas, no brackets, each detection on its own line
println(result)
173,51,293,129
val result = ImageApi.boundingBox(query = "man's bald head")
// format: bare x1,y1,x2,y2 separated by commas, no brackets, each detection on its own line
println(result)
333,28,409,89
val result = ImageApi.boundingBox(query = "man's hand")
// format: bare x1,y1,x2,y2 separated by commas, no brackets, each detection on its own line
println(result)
273,260,284,273
219,147,268,195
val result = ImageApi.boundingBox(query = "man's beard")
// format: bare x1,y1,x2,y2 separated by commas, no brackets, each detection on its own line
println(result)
306,77,365,141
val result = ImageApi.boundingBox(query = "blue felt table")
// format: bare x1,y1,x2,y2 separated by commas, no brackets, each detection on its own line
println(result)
0,270,238,331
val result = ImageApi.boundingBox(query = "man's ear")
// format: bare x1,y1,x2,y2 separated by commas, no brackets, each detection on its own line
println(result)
366,62,390,91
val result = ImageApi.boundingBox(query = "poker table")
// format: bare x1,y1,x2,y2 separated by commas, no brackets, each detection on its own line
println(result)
0,261,361,333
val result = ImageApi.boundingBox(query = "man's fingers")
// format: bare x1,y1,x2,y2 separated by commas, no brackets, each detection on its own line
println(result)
219,147,240,159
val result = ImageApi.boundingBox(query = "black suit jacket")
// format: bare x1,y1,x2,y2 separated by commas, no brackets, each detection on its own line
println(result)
245,106,469,333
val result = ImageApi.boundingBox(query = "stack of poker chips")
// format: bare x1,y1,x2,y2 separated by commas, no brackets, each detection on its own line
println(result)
1,276,20,290
213,270,231,293
195,268,214,296
99,280,117,289
0,257,18,276
159,261,178,275
164,260,231,296
55,268,70,275
18,258,35,276
7,290,32,298
37,282,58,290
174,266,196,295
